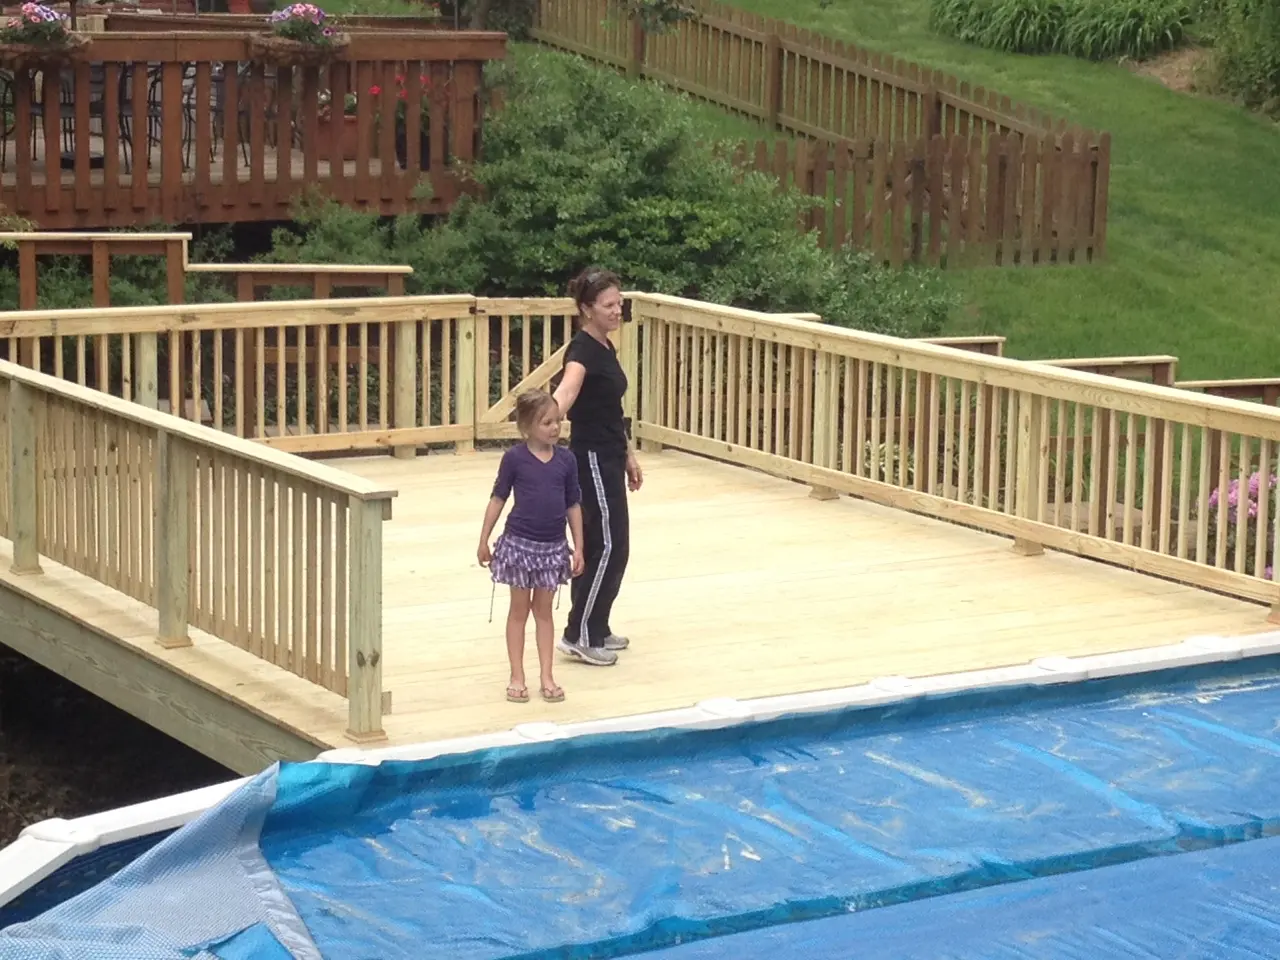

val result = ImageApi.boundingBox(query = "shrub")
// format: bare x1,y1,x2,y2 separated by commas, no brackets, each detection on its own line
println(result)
1208,0,1280,110
268,48,956,338
930,0,1192,60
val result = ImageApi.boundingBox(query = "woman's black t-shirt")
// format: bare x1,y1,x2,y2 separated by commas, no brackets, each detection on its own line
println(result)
563,329,629,458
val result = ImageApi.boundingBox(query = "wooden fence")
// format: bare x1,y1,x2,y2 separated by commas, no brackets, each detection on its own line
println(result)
733,134,1105,266
0,30,506,230
0,358,396,740
534,0,1111,266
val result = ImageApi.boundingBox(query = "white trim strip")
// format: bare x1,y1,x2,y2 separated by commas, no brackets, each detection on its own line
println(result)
579,450,613,647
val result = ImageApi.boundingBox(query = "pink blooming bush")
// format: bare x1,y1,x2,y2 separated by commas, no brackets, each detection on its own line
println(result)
1204,470,1278,580
266,3,340,46
1,2,71,45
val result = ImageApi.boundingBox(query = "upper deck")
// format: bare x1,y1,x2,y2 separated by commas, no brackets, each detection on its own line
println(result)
0,292,1274,773
0,24,506,229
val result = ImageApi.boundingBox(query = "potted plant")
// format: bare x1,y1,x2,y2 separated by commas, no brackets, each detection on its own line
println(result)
248,2,349,67
318,88,360,163
0,2,88,69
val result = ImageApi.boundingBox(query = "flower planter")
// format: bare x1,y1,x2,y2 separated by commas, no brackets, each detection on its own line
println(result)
320,114,360,163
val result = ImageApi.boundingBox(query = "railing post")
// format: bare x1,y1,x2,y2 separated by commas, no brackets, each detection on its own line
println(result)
393,319,418,460
809,351,840,501
1012,391,1045,556
154,430,193,648
8,381,42,575
457,305,479,454
346,495,386,743
619,302,639,426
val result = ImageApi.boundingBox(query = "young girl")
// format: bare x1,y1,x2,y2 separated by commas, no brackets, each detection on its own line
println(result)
478,389,585,704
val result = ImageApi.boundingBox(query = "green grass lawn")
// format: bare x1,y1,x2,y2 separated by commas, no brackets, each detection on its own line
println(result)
699,0,1280,377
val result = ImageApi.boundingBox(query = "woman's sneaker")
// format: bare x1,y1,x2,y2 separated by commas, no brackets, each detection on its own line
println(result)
556,636,617,666
603,634,629,651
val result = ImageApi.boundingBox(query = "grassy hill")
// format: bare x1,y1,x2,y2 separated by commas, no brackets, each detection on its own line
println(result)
696,0,1280,377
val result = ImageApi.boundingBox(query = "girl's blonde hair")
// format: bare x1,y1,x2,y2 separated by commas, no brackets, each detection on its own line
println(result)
514,388,559,437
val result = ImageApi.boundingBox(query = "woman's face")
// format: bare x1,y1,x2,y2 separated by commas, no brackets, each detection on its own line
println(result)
581,285,623,335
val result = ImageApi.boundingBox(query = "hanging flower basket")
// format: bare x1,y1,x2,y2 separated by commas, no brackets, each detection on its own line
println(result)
249,4,347,68
0,3,89,70
246,30,349,67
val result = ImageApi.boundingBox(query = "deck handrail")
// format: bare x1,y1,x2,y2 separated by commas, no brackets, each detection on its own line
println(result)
629,293,1280,613
0,358,395,740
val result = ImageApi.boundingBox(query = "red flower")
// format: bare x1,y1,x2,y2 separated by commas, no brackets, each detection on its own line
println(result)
369,84,382,96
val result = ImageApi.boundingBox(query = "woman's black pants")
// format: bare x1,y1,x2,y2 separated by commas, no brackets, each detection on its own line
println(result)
563,448,630,648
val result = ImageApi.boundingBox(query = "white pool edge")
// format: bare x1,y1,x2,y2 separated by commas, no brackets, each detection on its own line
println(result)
3,628,1279,910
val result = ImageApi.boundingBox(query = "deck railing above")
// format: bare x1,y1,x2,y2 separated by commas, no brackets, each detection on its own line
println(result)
0,30,507,229
0,359,397,741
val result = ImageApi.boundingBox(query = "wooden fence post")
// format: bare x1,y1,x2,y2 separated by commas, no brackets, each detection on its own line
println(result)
1012,391,1045,556
809,352,840,501
764,30,783,131
393,319,418,459
456,306,478,454
346,495,386,742
154,430,193,648
8,381,41,576
628,16,645,79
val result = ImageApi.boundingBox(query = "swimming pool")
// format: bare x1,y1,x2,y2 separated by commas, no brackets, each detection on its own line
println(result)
3,632,1280,959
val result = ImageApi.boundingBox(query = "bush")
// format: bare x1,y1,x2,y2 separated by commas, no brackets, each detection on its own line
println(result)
1208,0,1280,110
930,0,1192,59
267,48,956,338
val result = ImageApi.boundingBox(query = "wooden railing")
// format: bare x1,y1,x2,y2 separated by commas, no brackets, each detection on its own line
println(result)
0,359,396,740
1179,378,1280,407
2,292,1276,613
102,12,450,32
0,31,506,229
630,294,1280,611
533,0,1111,265
3,230,413,309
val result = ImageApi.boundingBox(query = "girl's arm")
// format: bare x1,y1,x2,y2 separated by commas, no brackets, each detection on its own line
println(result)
477,496,505,566
567,503,585,576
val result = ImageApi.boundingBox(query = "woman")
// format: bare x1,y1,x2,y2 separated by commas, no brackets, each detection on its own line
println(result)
552,267,643,667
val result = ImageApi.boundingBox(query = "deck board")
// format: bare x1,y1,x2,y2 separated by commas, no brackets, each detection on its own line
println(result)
1,449,1273,760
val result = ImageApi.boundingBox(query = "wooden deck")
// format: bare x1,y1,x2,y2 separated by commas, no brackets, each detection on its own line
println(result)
1,447,1271,774
0,31,504,228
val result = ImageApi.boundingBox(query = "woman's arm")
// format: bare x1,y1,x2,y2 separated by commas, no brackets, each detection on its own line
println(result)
477,496,505,566
553,361,587,417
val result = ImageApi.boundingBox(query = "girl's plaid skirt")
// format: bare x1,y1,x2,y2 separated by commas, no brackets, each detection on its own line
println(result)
489,532,572,592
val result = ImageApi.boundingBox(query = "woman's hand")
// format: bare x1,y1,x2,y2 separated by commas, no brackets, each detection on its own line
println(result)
571,549,585,577
477,542,493,567
626,452,644,492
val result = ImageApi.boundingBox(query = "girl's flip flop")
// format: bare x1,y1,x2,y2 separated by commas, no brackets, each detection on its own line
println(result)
541,685,565,703
507,684,530,703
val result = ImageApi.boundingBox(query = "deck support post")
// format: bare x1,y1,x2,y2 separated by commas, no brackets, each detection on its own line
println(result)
346,495,387,743
8,381,42,575
808,352,841,501
1012,390,1045,557
456,308,477,454
155,431,193,649
393,319,418,460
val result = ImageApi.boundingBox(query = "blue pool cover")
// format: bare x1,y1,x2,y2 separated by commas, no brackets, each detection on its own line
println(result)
5,657,1280,959
650,831,1280,959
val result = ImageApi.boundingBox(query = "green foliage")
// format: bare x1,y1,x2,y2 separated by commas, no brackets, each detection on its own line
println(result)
269,48,956,338
1208,0,1280,110
929,0,1191,59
